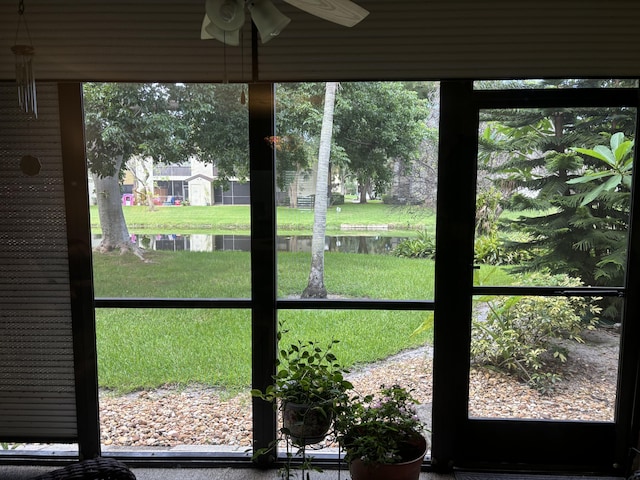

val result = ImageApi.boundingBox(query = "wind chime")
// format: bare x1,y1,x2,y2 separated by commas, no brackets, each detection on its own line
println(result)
11,0,37,118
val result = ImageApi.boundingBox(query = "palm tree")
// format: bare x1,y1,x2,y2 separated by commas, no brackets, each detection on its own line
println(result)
302,82,338,298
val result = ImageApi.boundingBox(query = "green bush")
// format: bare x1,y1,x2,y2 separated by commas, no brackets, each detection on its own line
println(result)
474,235,506,265
474,234,533,265
392,230,435,259
470,271,600,393
330,193,345,205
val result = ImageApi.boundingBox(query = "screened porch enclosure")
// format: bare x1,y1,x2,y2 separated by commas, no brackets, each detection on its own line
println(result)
2,80,640,476
2,0,640,475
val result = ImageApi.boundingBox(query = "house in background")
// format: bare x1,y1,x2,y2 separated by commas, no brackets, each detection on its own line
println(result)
149,162,190,204
119,156,250,206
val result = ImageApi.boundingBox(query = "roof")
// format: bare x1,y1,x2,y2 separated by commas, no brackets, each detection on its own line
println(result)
185,174,215,182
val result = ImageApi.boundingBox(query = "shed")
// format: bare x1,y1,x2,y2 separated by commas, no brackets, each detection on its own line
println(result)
185,174,214,206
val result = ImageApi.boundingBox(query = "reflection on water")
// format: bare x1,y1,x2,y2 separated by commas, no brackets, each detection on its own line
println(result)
92,234,407,254
278,235,406,254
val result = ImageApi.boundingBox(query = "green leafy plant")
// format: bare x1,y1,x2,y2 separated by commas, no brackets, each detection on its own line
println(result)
470,271,600,393
0,442,22,450
392,230,435,259
252,325,353,409
335,384,426,466
474,234,533,266
475,187,504,237
569,131,634,206
410,313,434,339
252,323,353,478
474,234,506,265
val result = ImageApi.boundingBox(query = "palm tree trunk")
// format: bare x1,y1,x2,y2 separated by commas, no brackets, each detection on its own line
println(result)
302,82,338,298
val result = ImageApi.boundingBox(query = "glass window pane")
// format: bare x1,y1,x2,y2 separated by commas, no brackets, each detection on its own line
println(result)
96,308,252,450
277,310,434,451
474,106,635,294
469,295,619,422
85,83,250,299
274,82,439,301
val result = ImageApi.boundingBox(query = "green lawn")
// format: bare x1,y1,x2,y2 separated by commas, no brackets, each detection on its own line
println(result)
90,202,436,235
92,202,517,393
94,249,438,392
92,250,436,299
94,249,510,392
96,307,432,393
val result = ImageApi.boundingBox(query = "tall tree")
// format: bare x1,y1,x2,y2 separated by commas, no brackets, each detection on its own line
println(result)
302,82,338,298
286,82,431,297
480,79,636,318
334,82,428,203
84,83,248,255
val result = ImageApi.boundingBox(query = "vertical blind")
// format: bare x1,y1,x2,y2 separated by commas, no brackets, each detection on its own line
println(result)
0,83,77,441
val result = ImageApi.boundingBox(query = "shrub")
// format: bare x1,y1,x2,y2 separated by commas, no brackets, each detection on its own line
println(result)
381,194,394,204
392,230,435,259
474,234,533,265
474,235,506,265
330,193,345,205
470,271,600,393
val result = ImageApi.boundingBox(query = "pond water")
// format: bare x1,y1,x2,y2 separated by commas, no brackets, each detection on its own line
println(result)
92,234,408,255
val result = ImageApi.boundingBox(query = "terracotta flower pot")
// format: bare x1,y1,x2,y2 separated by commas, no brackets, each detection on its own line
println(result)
348,434,427,480
282,402,333,445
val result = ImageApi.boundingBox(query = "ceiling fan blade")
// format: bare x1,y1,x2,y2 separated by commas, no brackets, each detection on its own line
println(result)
282,0,369,27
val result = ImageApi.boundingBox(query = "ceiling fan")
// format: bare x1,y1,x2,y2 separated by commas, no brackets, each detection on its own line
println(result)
201,0,369,46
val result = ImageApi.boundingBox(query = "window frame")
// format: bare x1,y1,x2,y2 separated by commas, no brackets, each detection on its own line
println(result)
431,81,640,473
53,80,640,474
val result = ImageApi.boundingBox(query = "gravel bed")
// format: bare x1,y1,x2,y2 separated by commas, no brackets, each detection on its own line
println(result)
99,329,619,449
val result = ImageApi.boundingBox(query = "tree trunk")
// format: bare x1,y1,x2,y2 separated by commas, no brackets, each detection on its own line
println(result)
129,159,156,211
142,161,156,211
145,188,156,211
287,169,300,208
327,161,333,206
302,82,338,298
93,156,145,259
359,179,370,204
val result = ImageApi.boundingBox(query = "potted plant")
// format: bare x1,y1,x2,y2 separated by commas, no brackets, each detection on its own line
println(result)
335,384,428,480
252,325,353,446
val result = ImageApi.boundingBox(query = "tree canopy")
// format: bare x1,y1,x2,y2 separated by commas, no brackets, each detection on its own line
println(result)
84,81,431,258
479,80,635,318
85,82,248,182
335,82,429,202
84,83,248,253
